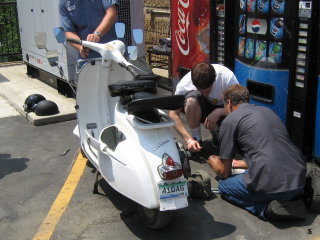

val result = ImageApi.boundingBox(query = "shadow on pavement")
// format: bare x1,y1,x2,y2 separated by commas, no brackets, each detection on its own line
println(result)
0,154,29,179
94,177,236,240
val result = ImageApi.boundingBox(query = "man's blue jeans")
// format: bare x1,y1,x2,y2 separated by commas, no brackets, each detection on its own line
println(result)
218,172,304,219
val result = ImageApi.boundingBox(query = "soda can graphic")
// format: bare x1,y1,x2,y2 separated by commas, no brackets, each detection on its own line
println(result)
245,38,255,59
238,37,246,56
255,40,267,61
270,18,284,39
269,42,282,63
257,0,269,13
239,14,246,34
271,0,285,14
240,0,246,11
247,0,256,12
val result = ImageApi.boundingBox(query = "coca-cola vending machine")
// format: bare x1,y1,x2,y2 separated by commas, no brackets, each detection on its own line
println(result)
171,0,211,89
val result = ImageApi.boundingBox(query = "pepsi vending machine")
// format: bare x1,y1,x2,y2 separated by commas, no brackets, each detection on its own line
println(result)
234,0,318,156
313,3,320,164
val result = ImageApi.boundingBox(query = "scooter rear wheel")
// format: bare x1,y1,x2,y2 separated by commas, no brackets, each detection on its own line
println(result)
137,205,173,229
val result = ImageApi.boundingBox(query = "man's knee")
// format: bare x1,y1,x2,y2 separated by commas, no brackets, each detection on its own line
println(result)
185,97,199,109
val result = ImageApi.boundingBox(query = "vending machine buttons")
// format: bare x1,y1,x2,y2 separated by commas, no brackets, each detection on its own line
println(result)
299,23,309,29
296,74,305,81
295,82,305,88
297,53,307,59
297,67,305,74
298,31,308,37
297,59,306,66
298,38,307,44
293,111,302,119
298,45,307,52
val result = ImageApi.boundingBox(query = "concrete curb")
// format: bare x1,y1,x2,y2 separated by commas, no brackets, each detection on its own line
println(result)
0,63,77,126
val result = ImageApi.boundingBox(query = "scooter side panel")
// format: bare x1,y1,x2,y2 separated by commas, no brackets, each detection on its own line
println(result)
98,106,188,210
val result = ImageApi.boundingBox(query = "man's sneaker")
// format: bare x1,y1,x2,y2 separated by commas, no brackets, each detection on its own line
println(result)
264,199,307,221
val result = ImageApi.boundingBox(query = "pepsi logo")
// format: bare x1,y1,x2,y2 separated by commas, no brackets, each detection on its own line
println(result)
251,19,261,33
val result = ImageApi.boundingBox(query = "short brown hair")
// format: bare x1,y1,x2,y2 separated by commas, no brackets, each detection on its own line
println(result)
191,63,216,89
223,84,249,105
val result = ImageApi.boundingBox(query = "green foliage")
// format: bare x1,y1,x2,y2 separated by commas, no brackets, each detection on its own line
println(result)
0,0,21,62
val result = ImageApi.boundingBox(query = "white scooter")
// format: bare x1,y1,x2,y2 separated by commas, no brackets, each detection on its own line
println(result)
63,24,193,229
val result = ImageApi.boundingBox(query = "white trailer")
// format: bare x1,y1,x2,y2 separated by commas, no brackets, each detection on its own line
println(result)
16,0,145,97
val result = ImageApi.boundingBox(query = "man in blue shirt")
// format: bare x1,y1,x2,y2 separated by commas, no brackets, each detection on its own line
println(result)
59,0,119,59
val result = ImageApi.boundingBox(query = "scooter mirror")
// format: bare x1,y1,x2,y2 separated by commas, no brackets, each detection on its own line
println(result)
34,32,47,49
128,46,138,60
115,22,125,38
54,27,65,43
133,29,143,44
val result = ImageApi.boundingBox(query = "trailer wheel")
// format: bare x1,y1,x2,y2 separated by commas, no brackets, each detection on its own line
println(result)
137,205,173,229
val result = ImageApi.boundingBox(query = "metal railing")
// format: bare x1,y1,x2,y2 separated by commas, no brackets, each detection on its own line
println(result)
0,1,22,62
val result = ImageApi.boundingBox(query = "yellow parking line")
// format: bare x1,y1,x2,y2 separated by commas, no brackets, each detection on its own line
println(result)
32,152,87,240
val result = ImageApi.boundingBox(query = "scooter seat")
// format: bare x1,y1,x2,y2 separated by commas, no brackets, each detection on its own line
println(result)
128,94,185,114
108,80,156,97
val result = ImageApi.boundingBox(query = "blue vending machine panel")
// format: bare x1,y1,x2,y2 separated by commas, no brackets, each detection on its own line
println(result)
314,75,320,161
234,0,295,123
235,59,289,122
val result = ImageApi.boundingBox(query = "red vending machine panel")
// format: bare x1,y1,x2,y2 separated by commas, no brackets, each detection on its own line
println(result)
171,0,211,88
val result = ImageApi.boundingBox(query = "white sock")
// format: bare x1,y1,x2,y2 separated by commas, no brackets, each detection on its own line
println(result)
190,127,202,141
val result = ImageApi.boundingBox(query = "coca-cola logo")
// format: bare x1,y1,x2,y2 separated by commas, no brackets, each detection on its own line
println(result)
175,0,190,56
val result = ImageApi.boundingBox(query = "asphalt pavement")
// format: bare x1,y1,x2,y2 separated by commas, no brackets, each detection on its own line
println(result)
0,63,320,240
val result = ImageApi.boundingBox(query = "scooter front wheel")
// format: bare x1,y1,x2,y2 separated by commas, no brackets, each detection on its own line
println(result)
137,205,173,229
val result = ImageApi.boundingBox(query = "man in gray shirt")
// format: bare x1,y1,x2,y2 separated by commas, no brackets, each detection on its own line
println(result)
208,84,307,221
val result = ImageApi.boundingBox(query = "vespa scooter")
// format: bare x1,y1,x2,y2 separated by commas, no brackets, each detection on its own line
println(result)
64,24,192,229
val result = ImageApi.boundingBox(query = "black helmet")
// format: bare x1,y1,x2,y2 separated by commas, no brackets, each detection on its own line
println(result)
23,94,46,112
35,100,59,116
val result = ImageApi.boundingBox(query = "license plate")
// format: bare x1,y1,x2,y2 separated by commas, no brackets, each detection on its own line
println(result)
158,180,188,200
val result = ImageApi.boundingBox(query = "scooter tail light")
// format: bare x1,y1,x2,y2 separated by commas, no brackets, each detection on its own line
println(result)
164,154,175,166
158,153,183,180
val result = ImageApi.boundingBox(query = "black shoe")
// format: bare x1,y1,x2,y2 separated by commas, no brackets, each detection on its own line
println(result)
265,199,307,221
308,167,320,212
211,128,219,149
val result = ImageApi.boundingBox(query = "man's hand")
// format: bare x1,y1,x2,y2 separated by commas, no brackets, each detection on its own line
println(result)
204,108,224,130
186,138,202,152
86,33,101,43
208,155,232,179
79,46,90,58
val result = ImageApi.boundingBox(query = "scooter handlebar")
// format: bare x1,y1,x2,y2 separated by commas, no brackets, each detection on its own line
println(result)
66,38,82,45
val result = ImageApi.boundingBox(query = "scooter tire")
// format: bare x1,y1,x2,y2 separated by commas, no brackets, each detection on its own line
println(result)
137,205,173,229
80,147,95,169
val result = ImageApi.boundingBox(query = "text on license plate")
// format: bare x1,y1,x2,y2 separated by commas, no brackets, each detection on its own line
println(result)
158,180,188,200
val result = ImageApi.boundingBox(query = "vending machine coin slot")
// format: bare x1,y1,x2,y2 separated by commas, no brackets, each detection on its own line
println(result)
247,80,275,104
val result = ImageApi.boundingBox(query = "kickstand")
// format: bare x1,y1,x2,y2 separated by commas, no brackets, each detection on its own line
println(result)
93,171,100,194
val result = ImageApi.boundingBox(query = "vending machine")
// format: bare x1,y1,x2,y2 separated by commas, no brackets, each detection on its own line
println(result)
171,0,235,88
171,0,211,88
314,67,320,164
313,3,320,164
233,0,318,156
210,0,235,70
